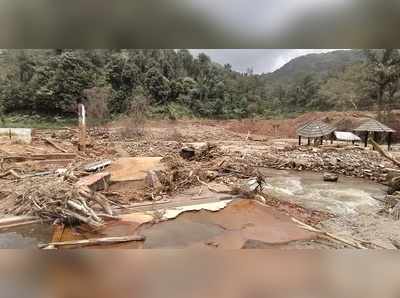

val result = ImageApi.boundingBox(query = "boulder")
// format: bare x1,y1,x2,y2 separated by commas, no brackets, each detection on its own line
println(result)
180,142,212,160
323,172,338,182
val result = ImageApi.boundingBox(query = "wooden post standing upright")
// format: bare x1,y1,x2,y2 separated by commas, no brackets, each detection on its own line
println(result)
78,103,86,151
388,132,392,151
364,131,369,148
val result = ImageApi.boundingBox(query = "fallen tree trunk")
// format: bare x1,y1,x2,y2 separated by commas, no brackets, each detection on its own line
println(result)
39,234,145,249
370,139,400,167
43,138,68,153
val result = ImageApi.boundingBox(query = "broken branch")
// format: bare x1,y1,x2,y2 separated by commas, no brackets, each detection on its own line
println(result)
39,234,145,249
43,138,68,153
292,217,367,249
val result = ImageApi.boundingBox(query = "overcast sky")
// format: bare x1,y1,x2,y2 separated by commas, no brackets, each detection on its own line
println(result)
189,49,339,74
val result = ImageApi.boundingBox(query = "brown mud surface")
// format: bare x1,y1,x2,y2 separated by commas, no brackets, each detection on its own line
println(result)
0,111,399,249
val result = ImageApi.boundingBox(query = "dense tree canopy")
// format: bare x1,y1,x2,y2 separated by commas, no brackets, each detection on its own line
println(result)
0,49,399,119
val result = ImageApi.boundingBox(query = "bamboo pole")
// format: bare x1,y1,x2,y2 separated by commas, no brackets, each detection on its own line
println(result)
39,235,145,249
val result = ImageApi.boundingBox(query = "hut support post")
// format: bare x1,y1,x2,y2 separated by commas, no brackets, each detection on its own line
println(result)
364,131,369,148
298,136,302,146
320,136,323,145
307,138,310,146
373,132,378,151
388,132,392,151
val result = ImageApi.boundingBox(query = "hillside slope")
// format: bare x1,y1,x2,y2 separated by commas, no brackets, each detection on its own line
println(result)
265,50,365,82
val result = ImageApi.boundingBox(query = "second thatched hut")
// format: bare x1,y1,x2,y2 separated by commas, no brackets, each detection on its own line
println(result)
354,118,395,150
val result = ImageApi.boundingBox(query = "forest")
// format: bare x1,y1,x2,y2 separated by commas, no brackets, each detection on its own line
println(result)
0,49,399,121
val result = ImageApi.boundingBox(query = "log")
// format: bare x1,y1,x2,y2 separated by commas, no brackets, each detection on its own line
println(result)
0,215,40,225
0,217,47,230
292,217,368,249
62,209,103,229
39,234,145,249
390,238,400,249
370,139,400,167
43,138,68,153
93,193,113,216
0,169,22,179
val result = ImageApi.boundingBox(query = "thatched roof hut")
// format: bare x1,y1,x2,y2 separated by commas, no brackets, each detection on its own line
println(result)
296,120,336,145
354,119,395,150
354,119,395,133
297,120,335,138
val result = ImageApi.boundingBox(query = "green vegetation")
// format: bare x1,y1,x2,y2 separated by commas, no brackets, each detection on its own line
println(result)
0,49,399,123
0,113,75,128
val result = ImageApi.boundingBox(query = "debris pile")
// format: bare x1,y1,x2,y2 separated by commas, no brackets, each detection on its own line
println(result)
3,174,116,229
1,119,400,249
260,146,391,182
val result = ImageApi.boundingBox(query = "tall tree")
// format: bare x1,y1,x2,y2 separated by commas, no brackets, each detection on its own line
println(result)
364,49,400,120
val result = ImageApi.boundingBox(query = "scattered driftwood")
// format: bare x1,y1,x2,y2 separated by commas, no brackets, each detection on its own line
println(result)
5,175,120,229
196,176,229,194
43,138,68,153
39,234,145,249
2,153,76,163
0,169,22,179
0,216,47,229
370,139,400,167
292,217,368,249
391,202,400,220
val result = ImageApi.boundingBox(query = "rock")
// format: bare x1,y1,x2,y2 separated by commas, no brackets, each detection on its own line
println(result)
329,158,338,166
323,172,338,182
180,142,210,160
205,170,218,180
145,170,163,192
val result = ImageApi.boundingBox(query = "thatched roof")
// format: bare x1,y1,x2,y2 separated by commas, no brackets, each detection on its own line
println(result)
354,119,395,133
296,120,336,138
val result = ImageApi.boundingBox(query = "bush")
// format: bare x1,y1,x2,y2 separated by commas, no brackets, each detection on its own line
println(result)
166,102,194,120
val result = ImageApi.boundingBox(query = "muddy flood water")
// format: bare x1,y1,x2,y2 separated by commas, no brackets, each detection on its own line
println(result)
0,169,388,249
261,169,387,216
